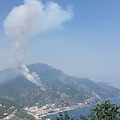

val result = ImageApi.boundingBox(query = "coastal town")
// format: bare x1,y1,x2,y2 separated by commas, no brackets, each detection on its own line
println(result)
0,97,94,120
24,98,94,120
0,101,89,120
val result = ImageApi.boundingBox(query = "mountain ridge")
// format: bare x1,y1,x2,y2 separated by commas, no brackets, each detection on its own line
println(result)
0,63,120,108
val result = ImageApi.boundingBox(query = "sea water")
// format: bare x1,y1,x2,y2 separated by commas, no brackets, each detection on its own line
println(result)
42,99,120,120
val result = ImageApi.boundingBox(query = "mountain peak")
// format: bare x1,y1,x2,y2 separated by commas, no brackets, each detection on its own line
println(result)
0,63,120,108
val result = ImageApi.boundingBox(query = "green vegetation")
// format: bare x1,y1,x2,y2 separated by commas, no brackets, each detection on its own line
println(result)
0,107,14,118
57,111,71,120
1,63,120,108
0,64,120,108
15,110,35,120
9,116,23,120
0,98,16,119
0,98,35,120
57,100,120,120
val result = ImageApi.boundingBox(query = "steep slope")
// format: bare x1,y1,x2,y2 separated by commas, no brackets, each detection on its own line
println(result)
28,63,120,100
0,67,19,84
0,98,35,120
73,77,120,100
0,63,120,108
28,63,101,101
0,75,77,107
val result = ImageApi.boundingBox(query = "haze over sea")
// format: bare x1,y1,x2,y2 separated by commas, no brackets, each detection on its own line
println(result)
43,99,120,120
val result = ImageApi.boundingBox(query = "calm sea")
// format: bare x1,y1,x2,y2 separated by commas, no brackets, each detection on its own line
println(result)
42,99,120,120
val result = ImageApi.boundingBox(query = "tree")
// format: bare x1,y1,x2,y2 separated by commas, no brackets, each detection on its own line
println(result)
57,100,120,120
57,111,70,120
86,99,120,120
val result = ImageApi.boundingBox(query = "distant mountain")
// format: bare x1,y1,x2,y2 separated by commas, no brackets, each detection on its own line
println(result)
0,63,120,108
0,67,19,84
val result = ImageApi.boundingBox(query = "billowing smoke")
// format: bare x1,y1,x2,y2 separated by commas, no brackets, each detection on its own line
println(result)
18,62,38,84
3,0,73,85
31,72,42,86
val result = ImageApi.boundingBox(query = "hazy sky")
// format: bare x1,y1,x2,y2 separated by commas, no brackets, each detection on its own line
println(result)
0,0,120,88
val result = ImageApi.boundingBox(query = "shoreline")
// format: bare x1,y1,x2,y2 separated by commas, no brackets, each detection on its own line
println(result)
40,98,120,119
24,98,120,119
40,104,92,119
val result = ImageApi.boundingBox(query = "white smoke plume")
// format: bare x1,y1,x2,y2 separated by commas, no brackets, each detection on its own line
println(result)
18,62,37,84
31,72,42,86
3,0,73,84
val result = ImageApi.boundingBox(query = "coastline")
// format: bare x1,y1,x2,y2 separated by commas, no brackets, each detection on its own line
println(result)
41,98,120,119
24,98,120,120
40,104,92,119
